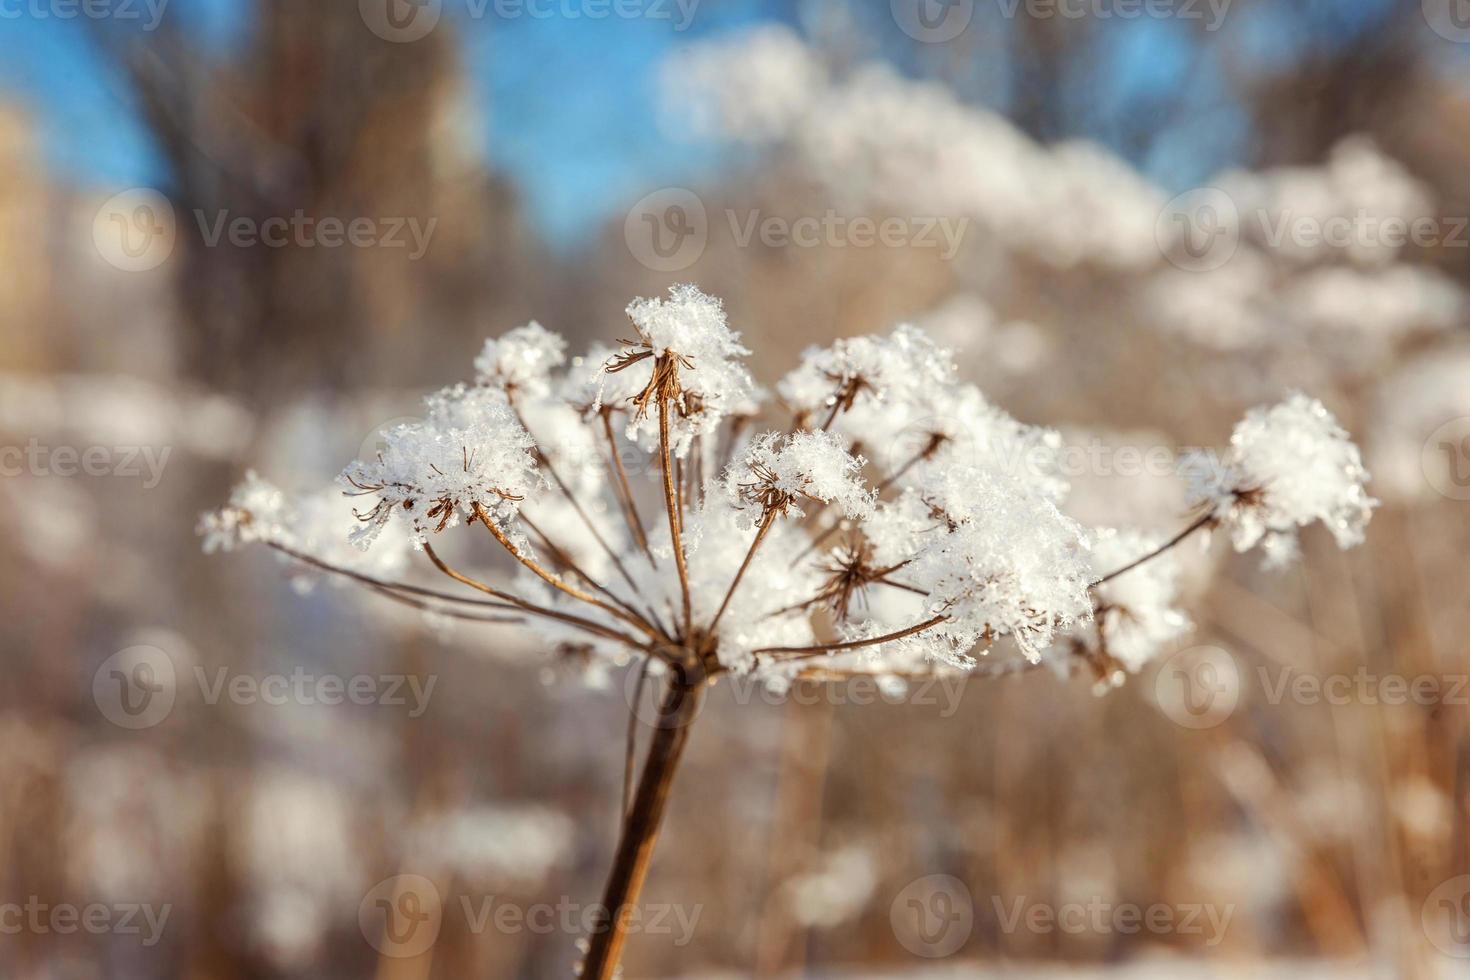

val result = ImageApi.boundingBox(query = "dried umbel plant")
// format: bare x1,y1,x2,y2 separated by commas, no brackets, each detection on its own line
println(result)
201,284,1376,977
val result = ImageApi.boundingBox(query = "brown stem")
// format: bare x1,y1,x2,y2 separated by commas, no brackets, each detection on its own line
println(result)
521,514,657,630
472,503,657,640
707,511,776,637
583,670,705,980
265,542,520,612
753,615,948,661
508,398,648,603
421,541,643,649
1089,512,1214,589
601,409,655,564
659,397,693,637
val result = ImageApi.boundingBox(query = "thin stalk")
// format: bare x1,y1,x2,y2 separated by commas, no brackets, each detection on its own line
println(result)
601,409,655,564
522,513,668,639
1089,512,1214,588
421,541,644,649
658,397,693,637
707,511,776,637
507,396,649,603
753,615,948,662
582,672,704,980
791,439,938,567
265,542,521,612
364,583,524,625
472,503,658,640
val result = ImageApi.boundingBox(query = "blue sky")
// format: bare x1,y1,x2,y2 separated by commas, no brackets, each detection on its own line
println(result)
0,0,1415,249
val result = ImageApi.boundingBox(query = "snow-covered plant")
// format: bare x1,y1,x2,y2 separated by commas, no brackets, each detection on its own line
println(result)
201,285,1373,979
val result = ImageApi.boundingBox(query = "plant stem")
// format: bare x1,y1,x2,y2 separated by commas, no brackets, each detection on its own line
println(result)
752,614,948,661
1089,512,1214,588
659,396,693,637
583,670,704,980
706,511,776,637
472,503,658,640
601,409,655,564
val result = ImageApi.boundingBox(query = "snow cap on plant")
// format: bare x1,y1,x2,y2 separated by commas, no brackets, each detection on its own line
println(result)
1187,393,1377,565
723,429,873,523
341,394,539,549
597,284,758,457
474,321,567,398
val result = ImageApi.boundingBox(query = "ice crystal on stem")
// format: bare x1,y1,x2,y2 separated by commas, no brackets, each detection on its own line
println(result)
201,285,1377,980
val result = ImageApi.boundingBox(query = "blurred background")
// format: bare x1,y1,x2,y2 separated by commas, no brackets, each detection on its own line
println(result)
2,0,1469,976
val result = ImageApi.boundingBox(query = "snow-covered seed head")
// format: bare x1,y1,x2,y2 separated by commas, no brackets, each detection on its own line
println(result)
474,321,567,398
1187,393,1378,565
597,284,758,456
895,462,1093,662
341,395,539,548
724,429,873,522
202,288,1374,695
